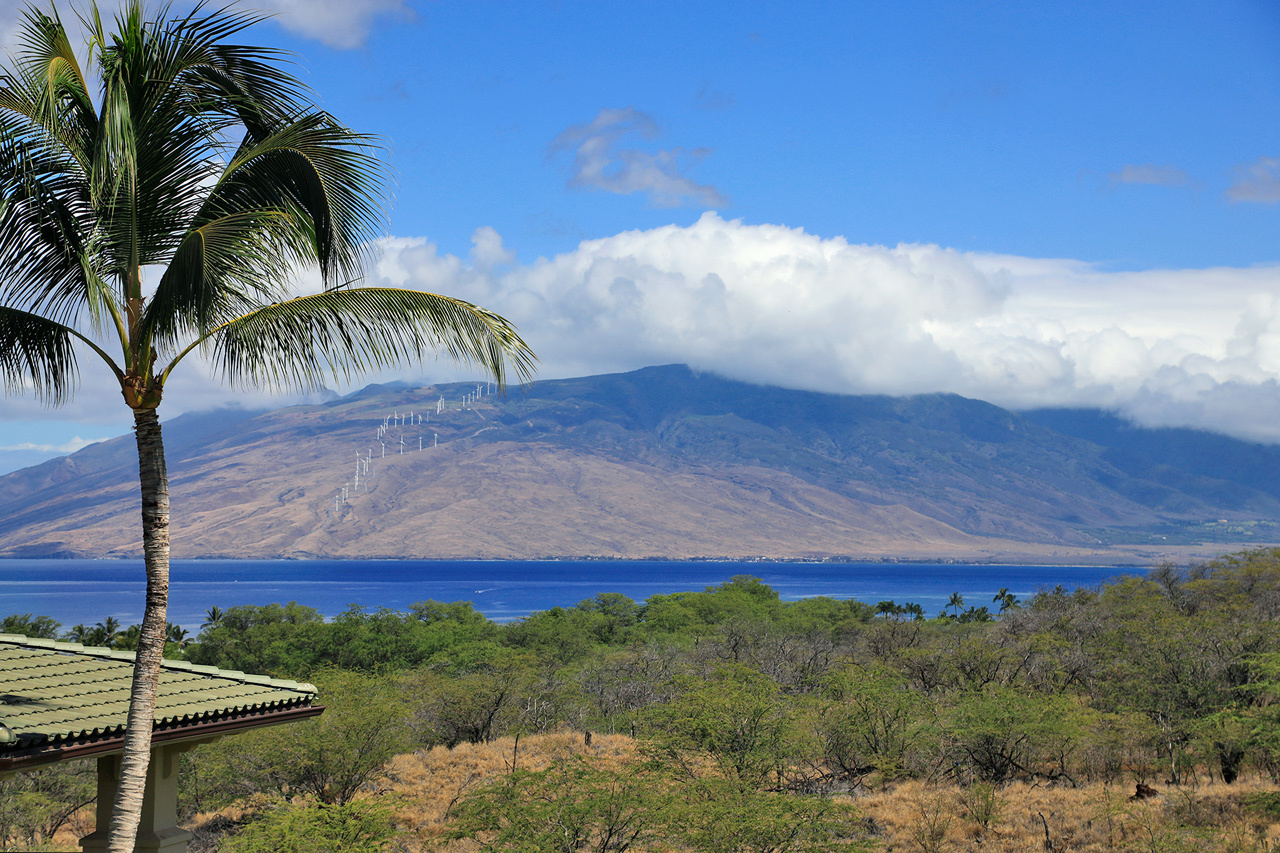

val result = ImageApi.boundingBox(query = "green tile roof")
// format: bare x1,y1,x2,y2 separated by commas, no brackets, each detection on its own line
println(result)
0,634,316,751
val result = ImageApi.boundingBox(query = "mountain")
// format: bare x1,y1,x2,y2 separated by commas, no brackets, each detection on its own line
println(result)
3,365,1279,561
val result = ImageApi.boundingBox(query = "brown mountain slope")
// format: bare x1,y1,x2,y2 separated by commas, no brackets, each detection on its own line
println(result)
3,365,1278,561
0,432,1011,560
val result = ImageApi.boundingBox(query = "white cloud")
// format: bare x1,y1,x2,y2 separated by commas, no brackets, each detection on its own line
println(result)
0,436,107,453
0,1,408,52
1107,163,1193,188
551,108,728,208
1226,156,1280,203
355,213,1280,444
9,216,1280,450
255,0,412,49
468,226,515,270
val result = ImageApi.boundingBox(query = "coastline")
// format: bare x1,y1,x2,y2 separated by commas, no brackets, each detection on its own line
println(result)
2,541,1270,567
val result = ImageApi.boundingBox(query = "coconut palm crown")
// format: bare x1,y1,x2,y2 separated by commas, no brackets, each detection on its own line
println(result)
0,3,534,851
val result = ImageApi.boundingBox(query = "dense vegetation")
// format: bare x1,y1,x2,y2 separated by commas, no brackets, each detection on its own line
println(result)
4,548,1280,850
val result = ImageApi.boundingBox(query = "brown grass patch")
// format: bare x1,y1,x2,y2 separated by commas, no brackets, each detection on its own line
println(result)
381,730,635,850
860,776,1280,852
170,733,1280,853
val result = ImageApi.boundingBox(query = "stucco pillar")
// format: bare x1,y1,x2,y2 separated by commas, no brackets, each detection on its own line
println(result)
80,745,193,853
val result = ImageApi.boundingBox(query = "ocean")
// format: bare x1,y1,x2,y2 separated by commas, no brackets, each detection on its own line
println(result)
0,558,1145,631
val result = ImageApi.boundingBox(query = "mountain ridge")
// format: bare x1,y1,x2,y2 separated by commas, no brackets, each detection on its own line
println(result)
2,364,1278,562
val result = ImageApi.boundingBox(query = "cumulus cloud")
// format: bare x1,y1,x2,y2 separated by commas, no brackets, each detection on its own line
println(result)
551,108,728,208
354,214,1280,445
255,0,411,49
1107,163,1193,188
9,217,1280,450
0,0,408,51
1226,156,1280,203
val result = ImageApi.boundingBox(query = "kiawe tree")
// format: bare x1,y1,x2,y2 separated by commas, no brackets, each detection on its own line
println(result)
0,3,534,852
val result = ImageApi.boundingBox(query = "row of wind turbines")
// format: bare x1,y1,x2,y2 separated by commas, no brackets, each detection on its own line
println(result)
330,382,495,514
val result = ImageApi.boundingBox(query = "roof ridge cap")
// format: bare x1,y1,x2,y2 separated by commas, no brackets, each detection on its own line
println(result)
0,634,315,694
0,634,127,657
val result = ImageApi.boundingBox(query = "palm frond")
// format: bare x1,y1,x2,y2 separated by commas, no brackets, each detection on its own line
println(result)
0,9,112,330
187,288,536,393
213,112,387,284
0,3,531,414
84,2,310,285
0,304,78,405
141,112,388,352
159,4,308,132
0,122,107,327
142,208,297,349
9,5,97,162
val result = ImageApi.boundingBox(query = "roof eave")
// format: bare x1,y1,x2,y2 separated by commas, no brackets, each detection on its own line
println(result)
0,702,325,773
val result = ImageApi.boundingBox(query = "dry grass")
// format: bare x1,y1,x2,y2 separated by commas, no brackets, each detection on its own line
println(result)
376,734,1280,853
859,776,1280,852
170,732,1280,853
381,730,636,851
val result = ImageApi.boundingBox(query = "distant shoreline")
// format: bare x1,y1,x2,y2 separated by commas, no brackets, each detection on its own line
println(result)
0,540,1269,568
0,557,1152,630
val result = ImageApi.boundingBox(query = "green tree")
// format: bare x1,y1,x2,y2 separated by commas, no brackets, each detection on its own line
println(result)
188,601,328,676
411,652,540,747
96,615,122,647
576,643,684,732
449,760,868,853
0,612,60,638
643,665,797,789
182,669,411,810
0,5,533,849
217,799,397,853
668,778,867,853
819,664,929,782
0,759,95,851
941,687,1090,783
165,622,188,647
449,758,670,852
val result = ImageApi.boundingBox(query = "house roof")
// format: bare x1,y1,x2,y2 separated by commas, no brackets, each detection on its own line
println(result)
0,634,319,771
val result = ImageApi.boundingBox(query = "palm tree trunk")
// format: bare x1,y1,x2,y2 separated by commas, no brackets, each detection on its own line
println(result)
106,407,171,853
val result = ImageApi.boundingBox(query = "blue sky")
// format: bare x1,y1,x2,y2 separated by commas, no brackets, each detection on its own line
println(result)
3,0,1280,473
286,0,1280,269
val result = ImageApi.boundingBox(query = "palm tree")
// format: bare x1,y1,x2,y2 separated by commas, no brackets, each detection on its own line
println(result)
201,604,224,631
0,5,534,851
947,591,964,619
95,615,122,647
993,587,1019,613
165,622,188,647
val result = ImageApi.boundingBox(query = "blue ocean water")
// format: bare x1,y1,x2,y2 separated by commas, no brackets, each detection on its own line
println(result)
0,558,1145,632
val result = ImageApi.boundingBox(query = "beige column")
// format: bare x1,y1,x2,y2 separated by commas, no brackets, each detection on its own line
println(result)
80,745,193,853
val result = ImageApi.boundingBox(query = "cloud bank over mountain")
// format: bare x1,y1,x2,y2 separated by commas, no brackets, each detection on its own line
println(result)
367,213,1280,444
5,213,1277,449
